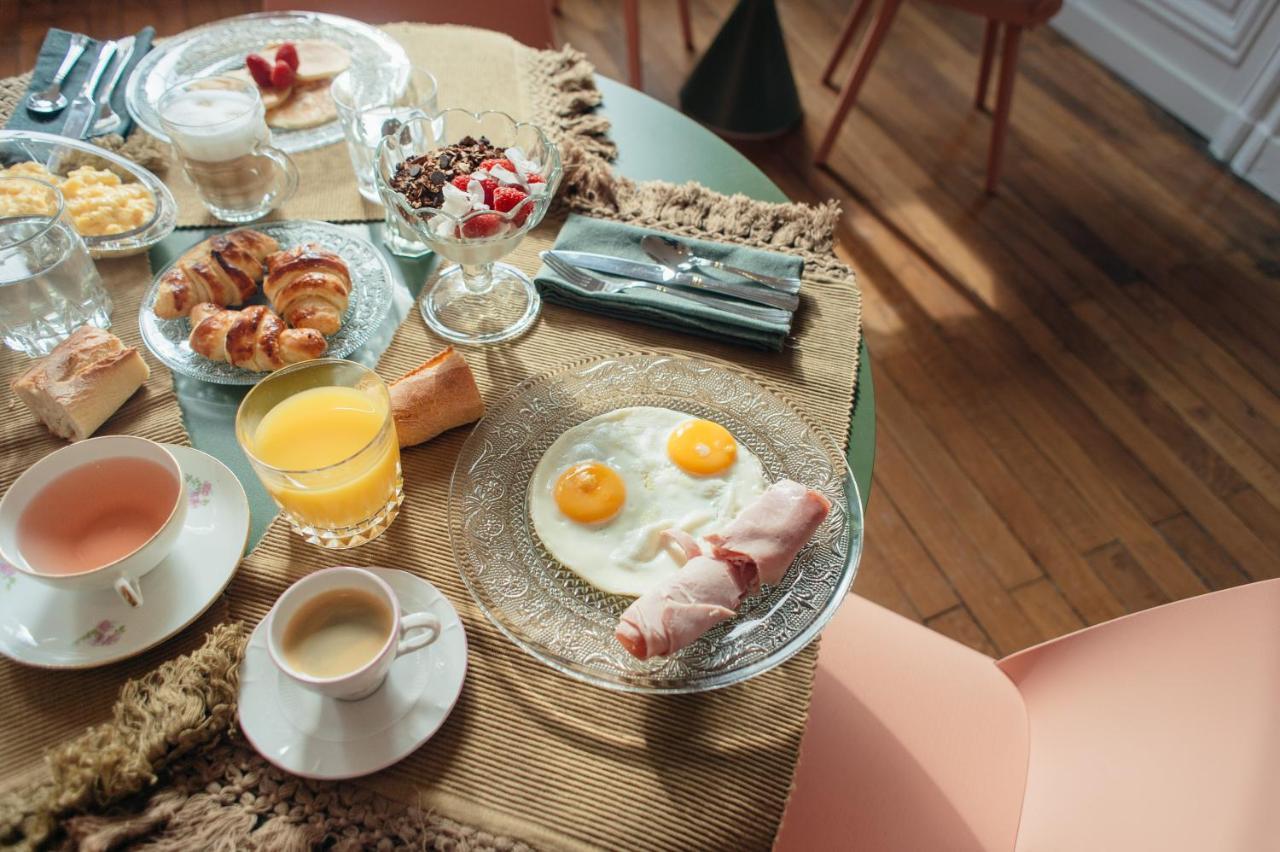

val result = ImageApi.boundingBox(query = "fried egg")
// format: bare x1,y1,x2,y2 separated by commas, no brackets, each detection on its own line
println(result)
529,406,767,596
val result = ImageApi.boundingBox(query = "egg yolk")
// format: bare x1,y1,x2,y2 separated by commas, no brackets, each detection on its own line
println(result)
554,461,626,523
667,419,737,475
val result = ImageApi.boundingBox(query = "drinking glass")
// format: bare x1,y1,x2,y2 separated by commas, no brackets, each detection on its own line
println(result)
331,66,438,203
236,359,402,549
0,176,110,356
158,76,298,224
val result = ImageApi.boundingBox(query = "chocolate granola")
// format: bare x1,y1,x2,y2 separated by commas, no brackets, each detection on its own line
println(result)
388,135,508,209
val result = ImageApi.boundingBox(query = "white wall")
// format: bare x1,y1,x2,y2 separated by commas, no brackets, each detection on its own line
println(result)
1052,0,1280,203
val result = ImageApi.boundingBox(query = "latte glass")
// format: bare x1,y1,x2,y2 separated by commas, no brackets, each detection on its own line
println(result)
158,76,298,223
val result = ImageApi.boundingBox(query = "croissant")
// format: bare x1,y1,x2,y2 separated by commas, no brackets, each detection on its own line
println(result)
188,303,326,372
263,244,352,335
153,229,280,319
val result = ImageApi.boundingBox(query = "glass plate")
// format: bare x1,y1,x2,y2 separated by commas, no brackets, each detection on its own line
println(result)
138,220,395,385
0,130,177,258
126,11,409,153
450,352,863,693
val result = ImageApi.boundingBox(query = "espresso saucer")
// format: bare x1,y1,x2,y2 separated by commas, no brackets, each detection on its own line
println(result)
0,445,248,668
237,567,467,781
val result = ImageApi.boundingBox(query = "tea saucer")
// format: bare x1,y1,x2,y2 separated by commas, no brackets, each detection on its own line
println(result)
0,445,249,669
237,567,467,781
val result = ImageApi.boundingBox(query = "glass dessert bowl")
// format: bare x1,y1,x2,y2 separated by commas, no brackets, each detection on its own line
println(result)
375,110,563,345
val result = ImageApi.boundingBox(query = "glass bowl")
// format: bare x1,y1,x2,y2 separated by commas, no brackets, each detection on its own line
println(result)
0,130,177,258
126,11,409,154
449,352,863,693
375,110,563,345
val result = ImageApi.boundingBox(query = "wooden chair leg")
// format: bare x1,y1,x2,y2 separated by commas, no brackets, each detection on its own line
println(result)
678,0,694,51
821,0,875,87
986,24,1022,193
815,0,902,165
625,0,642,89
975,18,998,111
551,0,561,14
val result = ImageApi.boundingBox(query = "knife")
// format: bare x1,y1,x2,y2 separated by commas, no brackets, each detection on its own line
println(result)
61,41,118,140
549,250,800,312
89,35,136,137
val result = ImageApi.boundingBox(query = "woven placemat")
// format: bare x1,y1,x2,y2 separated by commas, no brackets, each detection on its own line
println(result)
0,24,860,852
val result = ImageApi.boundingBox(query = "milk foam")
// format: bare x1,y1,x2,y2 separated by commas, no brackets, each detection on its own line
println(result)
163,89,266,162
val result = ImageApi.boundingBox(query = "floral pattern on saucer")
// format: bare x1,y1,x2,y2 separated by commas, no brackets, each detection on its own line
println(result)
76,620,126,647
185,474,213,508
0,561,15,592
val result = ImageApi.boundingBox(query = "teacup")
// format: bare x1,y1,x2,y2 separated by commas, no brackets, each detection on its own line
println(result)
266,566,440,701
0,436,188,607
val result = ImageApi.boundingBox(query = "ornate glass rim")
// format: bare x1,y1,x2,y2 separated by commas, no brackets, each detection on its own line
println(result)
449,350,863,694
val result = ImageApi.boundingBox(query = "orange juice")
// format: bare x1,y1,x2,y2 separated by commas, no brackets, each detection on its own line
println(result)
252,385,400,528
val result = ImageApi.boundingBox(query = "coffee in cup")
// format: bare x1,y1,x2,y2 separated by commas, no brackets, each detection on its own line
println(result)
158,76,298,223
266,566,440,700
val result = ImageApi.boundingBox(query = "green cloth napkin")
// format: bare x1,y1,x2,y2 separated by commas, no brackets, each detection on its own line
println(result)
6,27,155,137
535,214,801,351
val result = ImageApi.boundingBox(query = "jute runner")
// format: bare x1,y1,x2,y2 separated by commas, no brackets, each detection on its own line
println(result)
0,24,861,852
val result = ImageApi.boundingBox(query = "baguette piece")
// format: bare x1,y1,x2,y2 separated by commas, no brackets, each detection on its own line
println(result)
389,347,484,447
11,326,150,442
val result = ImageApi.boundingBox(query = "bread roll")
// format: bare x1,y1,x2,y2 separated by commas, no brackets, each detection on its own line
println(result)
11,326,150,442
389,347,484,447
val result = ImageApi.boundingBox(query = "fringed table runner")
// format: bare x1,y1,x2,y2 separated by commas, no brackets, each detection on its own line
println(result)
0,24,861,852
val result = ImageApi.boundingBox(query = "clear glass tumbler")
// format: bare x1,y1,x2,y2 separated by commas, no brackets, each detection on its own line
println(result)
236,359,403,549
331,66,438,204
0,176,110,356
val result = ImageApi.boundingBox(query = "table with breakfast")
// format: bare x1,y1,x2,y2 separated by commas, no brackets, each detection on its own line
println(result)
0,12,868,850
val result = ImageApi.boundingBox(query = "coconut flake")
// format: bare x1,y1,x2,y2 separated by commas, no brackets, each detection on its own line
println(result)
441,182,474,217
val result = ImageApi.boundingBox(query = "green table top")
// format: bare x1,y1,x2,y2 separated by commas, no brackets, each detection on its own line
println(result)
152,75,875,547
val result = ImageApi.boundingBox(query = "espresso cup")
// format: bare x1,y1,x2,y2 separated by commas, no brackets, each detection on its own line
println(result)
266,566,440,701
0,436,188,607
158,76,299,224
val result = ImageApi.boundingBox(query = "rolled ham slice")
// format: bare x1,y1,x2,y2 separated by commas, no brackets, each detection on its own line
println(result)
707,480,831,587
615,555,747,660
615,480,832,660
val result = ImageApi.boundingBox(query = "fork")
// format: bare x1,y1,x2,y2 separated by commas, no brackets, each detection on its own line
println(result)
543,253,791,324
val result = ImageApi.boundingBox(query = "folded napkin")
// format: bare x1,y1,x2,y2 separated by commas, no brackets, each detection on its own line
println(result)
535,214,802,351
5,27,155,137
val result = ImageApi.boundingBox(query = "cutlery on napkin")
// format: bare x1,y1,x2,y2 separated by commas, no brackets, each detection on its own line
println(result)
534,214,804,351
6,27,155,138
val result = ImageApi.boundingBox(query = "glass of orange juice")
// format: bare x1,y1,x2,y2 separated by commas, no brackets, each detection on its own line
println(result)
236,359,402,548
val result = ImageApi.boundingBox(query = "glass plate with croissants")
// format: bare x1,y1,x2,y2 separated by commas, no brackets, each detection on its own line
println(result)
138,220,395,384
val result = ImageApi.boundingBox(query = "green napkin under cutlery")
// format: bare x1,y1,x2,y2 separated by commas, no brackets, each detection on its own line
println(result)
6,27,155,137
535,214,803,351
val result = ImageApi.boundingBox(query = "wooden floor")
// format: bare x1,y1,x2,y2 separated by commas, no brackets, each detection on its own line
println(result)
6,1,1279,657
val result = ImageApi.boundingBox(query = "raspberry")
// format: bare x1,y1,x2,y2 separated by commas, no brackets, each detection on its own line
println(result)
480,158,516,173
493,186,533,225
451,174,498,205
245,54,273,89
460,213,502,239
450,174,472,193
527,173,545,184
270,60,295,89
275,42,299,71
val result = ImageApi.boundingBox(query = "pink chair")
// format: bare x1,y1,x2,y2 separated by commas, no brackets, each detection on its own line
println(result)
777,579,1280,850
261,0,558,48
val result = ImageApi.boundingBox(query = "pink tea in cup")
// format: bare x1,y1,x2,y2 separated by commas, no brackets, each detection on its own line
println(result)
17,457,180,575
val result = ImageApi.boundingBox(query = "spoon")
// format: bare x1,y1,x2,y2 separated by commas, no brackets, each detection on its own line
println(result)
26,33,91,115
641,234,803,295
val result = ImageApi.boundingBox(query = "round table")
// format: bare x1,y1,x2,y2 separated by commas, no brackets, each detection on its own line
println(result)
151,76,875,547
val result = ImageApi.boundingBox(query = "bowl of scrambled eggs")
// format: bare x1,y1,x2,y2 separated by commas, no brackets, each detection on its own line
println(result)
0,131,177,257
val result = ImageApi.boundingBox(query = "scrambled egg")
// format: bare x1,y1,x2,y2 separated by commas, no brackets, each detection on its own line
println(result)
0,161,156,237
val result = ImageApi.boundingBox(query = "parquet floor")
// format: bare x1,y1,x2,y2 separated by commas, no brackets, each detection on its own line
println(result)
5,0,1278,657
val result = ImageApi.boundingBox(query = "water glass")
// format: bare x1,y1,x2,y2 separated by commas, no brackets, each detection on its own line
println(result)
0,177,110,356
331,65,438,204
236,358,403,549
158,76,299,223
